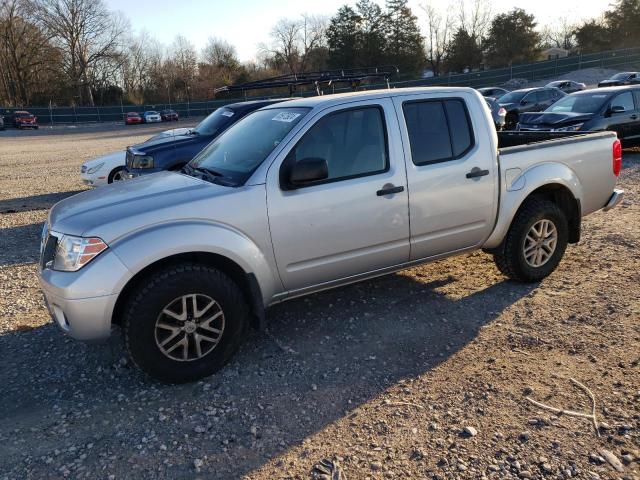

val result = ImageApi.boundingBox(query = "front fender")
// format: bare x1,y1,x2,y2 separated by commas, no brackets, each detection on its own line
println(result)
109,220,280,304
483,162,583,249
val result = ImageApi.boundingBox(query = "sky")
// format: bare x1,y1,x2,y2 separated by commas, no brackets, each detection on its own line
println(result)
106,0,610,62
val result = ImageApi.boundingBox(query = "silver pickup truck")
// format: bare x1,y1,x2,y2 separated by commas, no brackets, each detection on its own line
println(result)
39,87,624,382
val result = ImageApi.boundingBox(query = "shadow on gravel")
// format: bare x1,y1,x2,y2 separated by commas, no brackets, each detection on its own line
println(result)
0,190,84,214
0,270,537,479
0,223,42,266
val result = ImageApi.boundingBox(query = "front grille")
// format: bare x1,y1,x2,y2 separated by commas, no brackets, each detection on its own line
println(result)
41,234,58,269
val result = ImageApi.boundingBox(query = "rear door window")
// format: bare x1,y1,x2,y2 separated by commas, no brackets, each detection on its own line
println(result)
403,99,474,165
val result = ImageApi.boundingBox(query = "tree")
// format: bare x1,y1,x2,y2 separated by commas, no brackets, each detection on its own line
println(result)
603,0,640,49
540,17,577,51
356,0,387,67
446,28,483,73
484,8,541,67
574,19,613,53
0,0,61,106
456,0,491,40
33,0,126,106
261,14,327,74
422,2,454,76
169,35,197,102
326,6,360,69
385,0,425,77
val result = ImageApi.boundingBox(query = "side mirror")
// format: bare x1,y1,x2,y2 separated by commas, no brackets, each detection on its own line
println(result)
520,99,530,105
286,157,329,189
610,105,625,114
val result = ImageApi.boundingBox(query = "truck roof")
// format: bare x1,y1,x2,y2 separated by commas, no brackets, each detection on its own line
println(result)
260,86,477,110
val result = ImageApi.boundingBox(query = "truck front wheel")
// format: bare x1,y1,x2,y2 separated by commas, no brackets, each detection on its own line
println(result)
493,197,568,282
123,263,249,383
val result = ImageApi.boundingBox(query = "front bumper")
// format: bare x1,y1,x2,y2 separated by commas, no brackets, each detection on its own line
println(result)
124,167,163,179
603,189,625,212
39,249,132,341
80,171,108,187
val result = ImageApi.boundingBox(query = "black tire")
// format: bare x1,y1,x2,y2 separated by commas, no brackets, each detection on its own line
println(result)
123,263,249,383
493,197,568,282
108,166,126,183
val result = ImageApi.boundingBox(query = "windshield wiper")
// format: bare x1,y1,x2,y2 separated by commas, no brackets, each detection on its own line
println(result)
190,166,226,183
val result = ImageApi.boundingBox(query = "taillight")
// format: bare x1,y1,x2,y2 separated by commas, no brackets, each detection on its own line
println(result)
612,139,622,177
498,107,506,116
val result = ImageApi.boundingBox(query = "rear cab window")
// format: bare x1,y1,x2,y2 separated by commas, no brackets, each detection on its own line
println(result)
402,98,475,165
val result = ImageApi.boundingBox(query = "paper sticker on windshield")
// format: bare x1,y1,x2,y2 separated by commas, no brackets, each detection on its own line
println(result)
221,111,234,117
272,112,301,123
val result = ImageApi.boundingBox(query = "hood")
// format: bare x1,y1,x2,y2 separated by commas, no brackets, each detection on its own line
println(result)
82,150,125,168
598,80,621,86
48,171,232,241
132,131,204,154
499,102,517,110
518,111,594,126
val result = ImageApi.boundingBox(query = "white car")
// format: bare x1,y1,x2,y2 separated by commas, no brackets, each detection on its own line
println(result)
80,151,127,186
80,127,190,187
142,111,162,123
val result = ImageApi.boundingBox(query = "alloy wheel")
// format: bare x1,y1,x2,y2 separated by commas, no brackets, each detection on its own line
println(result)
523,219,558,268
154,294,225,361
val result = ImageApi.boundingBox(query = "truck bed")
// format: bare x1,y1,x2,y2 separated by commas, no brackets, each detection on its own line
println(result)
497,130,591,149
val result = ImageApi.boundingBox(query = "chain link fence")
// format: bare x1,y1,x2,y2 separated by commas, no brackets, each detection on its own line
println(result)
2,47,639,126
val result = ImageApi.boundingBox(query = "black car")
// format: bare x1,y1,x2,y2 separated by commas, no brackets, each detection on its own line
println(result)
478,87,509,99
598,72,640,88
485,98,506,130
497,87,566,128
517,86,640,147
545,80,586,94
126,98,288,178
0,114,4,130
161,109,179,121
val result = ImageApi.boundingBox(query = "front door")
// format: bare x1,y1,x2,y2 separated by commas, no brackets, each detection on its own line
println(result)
266,99,410,292
609,91,637,142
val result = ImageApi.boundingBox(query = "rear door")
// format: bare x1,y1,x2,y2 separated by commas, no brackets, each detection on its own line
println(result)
266,99,410,292
392,93,498,260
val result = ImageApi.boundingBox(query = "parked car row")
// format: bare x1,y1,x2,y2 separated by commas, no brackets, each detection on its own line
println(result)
124,109,179,125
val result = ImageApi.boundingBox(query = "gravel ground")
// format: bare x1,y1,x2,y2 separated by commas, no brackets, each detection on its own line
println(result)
0,127,638,480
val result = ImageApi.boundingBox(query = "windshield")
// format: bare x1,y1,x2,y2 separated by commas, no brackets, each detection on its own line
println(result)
189,107,310,185
498,91,526,103
193,107,240,136
611,73,632,80
546,92,609,113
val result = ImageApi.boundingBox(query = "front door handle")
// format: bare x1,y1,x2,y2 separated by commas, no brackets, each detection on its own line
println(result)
466,167,490,179
376,184,404,196
630,114,638,120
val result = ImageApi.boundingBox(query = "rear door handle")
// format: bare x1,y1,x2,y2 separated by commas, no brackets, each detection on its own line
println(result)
466,167,490,179
376,184,404,196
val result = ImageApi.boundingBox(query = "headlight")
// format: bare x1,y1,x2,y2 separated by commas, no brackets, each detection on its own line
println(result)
53,235,108,271
131,155,154,169
85,162,105,174
553,123,583,132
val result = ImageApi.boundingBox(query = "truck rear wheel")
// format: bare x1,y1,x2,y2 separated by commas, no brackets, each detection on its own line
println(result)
123,263,249,383
493,197,568,282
